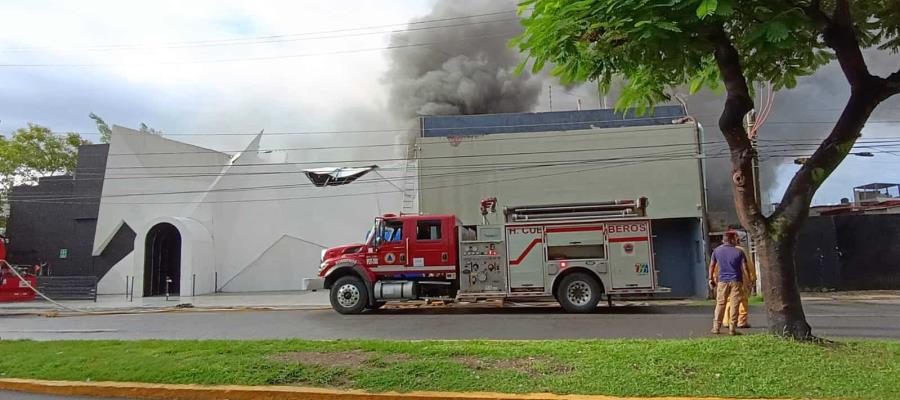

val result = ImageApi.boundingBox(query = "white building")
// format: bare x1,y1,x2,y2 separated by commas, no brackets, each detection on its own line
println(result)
92,106,710,298
94,127,409,297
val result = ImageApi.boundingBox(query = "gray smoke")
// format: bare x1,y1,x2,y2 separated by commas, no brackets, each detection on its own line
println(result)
384,0,543,120
688,50,900,230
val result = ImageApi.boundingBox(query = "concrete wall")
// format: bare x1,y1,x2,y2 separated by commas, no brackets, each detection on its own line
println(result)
94,127,406,296
417,122,705,224
416,114,708,298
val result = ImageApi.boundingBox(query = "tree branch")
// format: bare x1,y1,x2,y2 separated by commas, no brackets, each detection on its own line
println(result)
802,0,831,27
886,69,900,97
802,0,872,87
706,26,766,234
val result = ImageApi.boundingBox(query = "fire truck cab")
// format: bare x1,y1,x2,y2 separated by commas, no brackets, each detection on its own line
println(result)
309,198,669,314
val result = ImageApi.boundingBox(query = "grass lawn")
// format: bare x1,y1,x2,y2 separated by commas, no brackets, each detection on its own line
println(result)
1,335,898,399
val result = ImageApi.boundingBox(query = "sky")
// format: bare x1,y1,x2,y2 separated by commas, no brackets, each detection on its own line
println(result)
1,0,898,207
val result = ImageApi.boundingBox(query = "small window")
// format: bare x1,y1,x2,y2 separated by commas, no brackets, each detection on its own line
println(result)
383,220,404,242
547,244,605,260
416,220,442,240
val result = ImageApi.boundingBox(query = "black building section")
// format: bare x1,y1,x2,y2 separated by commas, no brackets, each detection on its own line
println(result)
797,214,900,290
6,144,132,277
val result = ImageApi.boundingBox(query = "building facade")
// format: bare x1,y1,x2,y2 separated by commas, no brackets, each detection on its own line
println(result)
8,107,713,298
6,144,110,276
415,107,710,297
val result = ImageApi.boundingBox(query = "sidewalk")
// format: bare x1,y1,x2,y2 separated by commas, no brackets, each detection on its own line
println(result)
3,289,899,317
0,290,331,316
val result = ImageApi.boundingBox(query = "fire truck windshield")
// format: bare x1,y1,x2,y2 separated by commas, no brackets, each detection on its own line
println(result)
364,218,382,246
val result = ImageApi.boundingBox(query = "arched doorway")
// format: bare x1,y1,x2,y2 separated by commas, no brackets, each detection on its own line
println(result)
144,223,181,297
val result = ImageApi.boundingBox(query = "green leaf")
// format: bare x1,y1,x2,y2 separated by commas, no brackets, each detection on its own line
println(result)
764,21,790,42
715,0,735,16
689,77,704,94
696,0,717,19
531,57,547,74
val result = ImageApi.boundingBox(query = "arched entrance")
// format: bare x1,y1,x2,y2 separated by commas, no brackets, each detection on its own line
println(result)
144,223,181,297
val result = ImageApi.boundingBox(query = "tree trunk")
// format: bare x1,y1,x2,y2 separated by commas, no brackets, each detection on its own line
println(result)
756,232,812,339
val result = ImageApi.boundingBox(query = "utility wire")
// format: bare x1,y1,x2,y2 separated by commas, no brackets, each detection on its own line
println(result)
6,153,714,205
16,140,898,182
1,10,521,52
0,31,521,67
16,144,900,203
10,145,717,200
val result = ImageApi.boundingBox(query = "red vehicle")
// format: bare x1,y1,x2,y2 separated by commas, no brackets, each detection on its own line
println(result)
306,198,670,314
0,235,38,302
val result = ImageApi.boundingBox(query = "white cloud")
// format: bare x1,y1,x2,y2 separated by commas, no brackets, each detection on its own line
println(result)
0,0,435,150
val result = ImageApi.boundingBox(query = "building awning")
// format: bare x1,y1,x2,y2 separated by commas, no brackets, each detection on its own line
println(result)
303,166,377,187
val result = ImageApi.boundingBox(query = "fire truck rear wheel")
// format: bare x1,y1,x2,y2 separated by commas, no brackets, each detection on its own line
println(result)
556,272,601,313
330,276,368,314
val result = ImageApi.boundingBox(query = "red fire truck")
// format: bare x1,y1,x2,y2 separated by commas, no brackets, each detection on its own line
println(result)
0,235,38,302
306,198,670,314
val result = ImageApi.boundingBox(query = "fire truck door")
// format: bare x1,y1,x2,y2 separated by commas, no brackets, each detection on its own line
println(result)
409,219,450,267
506,226,545,291
606,221,653,289
376,219,408,268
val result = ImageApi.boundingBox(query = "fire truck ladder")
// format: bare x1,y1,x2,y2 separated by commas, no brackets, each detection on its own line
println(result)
505,198,648,223
400,144,419,214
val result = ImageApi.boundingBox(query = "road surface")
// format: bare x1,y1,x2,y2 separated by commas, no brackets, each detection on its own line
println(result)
1,301,898,340
0,391,126,400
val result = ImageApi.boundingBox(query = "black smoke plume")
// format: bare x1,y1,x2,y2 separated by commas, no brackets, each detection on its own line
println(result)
384,0,542,120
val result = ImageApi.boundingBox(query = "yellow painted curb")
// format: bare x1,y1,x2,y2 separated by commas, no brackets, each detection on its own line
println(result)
0,378,790,400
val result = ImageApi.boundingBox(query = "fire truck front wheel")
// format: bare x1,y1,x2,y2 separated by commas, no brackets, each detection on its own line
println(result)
556,272,602,313
330,276,368,314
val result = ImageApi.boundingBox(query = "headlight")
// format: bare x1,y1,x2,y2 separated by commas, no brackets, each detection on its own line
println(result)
320,249,327,262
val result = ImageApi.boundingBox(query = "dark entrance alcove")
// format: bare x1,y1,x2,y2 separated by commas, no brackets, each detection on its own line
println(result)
144,223,181,297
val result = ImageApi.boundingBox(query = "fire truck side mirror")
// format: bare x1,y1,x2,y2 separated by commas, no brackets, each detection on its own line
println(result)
373,236,384,248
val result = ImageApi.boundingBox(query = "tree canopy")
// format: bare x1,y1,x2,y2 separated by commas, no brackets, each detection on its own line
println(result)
0,124,90,227
513,0,900,339
512,0,899,113
90,113,161,143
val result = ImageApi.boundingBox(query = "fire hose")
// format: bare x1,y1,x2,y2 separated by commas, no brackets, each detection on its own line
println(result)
1,259,90,314
1,260,328,316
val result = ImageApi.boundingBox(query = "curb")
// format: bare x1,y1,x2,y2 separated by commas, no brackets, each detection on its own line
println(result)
0,378,789,400
0,305,332,318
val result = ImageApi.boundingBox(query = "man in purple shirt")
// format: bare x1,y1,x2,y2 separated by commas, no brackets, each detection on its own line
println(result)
708,231,751,335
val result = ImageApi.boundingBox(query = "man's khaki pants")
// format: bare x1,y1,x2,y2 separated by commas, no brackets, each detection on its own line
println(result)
714,281,743,330
722,281,752,327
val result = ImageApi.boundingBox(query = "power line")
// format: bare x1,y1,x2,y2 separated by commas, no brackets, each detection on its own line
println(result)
19,147,899,206
91,133,900,158
14,142,900,203
6,151,714,205
10,148,703,201
58,114,687,137
91,138,900,171
2,10,521,52
0,30,520,68
52,118,900,139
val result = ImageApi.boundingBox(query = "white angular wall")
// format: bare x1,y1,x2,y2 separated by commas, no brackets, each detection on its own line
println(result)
94,127,406,296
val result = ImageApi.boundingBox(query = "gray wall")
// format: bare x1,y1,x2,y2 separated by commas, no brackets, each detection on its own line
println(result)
415,113,708,297
797,214,900,290
417,123,705,224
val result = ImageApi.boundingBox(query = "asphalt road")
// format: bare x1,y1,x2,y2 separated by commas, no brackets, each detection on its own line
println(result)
0,391,127,400
1,301,898,340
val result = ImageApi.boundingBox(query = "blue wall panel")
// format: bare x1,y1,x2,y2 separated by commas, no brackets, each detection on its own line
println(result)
421,106,687,137
651,218,705,298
